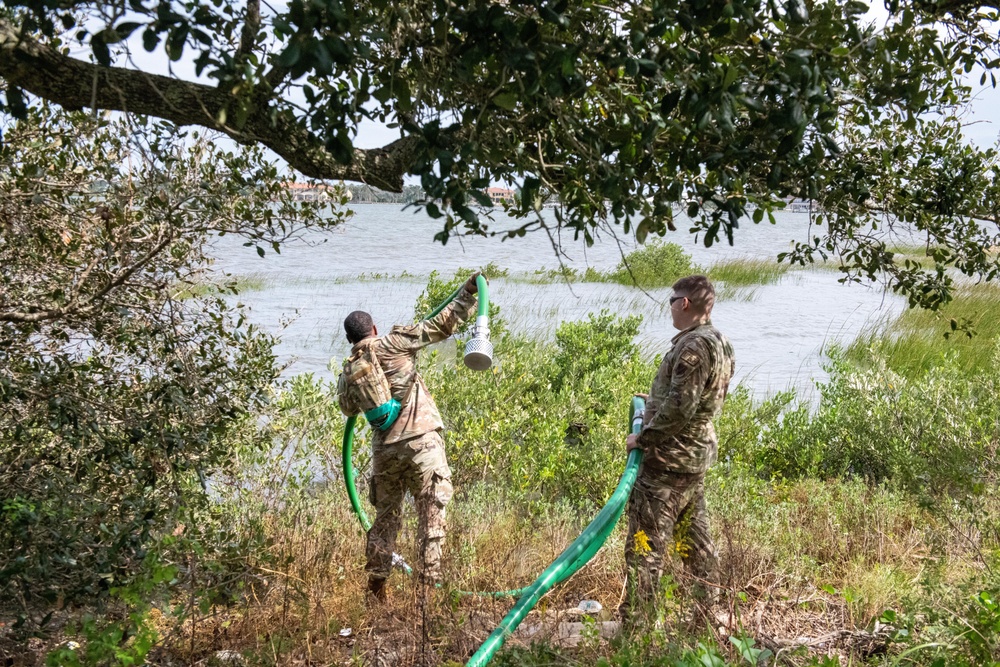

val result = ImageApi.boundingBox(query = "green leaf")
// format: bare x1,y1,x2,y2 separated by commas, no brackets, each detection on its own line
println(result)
167,25,188,61
470,190,492,207
493,93,518,111
91,34,111,66
276,40,302,68
635,217,652,244
142,28,159,52
113,22,143,41
722,66,738,88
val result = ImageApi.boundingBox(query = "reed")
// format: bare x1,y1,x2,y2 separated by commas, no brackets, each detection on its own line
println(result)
177,272,270,297
708,257,789,287
847,283,1000,377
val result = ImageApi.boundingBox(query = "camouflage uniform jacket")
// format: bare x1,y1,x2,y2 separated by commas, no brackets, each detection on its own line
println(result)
337,286,478,445
635,320,735,474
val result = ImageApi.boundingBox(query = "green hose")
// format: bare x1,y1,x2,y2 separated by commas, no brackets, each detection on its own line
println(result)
424,284,464,320
475,275,489,317
465,396,646,667
422,275,488,320
342,415,370,533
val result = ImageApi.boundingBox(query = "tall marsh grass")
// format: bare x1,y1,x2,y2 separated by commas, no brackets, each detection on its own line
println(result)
708,257,789,286
177,271,270,297
509,242,701,288
848,283,1000,377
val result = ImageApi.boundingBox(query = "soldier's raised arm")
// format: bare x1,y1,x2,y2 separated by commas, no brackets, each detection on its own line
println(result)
381,272,482,354
635,338,712,451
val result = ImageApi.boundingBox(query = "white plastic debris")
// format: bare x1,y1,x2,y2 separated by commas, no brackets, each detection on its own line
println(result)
339,628,353,637
212,650,245,665
578,600,603,614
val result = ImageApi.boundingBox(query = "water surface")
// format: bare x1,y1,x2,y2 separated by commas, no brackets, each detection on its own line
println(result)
210,205,903,397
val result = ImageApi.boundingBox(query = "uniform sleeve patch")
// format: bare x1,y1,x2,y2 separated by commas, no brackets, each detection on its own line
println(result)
679,350,701,367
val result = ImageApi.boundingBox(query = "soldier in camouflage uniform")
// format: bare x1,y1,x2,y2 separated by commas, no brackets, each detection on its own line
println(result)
337,272,481,599
621,274,735,618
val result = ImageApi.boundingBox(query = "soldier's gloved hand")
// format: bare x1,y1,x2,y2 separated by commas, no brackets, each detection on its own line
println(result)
465,271,486,293
626,433,642,453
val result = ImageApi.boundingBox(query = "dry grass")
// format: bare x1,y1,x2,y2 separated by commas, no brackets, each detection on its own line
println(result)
4,473,991,667
122,473,995,667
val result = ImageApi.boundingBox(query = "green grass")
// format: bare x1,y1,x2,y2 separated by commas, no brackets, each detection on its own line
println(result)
885,242,945,269
847,283,1000,377
707,257,789,286
517,249,794,294
177,272,270,298
809,243,949,273
350,270,419,282
715,285,761,302
513,266,604,284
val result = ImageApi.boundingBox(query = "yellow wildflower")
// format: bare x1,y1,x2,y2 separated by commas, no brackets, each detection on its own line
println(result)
633,530,652,555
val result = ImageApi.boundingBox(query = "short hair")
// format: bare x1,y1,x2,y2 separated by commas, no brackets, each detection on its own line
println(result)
344,310,374,344
672,274,716,312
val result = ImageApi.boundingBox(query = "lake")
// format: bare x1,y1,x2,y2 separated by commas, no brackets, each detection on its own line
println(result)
209,204,904,398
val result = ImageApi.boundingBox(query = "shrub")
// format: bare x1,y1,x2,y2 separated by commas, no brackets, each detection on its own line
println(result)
417,307,652,505
0,108,338,612
552,310,642,390
606,241,701,287
719,349,1000,502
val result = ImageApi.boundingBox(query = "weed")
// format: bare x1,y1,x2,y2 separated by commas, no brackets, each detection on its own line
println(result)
708,258,789,287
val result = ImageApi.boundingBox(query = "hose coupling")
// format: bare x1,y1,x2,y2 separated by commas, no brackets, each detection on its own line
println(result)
464,316,494,371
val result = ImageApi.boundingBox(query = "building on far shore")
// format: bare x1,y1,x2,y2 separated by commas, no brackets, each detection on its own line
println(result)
486,187,515,206
281,182,350,202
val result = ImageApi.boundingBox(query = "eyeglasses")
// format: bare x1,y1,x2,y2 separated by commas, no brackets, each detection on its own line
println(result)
669,295,687,306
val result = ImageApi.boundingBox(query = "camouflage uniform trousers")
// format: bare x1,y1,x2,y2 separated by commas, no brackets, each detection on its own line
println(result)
621,466,719,617
366,430,454,584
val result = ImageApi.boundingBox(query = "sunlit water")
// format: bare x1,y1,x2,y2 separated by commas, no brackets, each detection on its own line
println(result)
210,205,904,398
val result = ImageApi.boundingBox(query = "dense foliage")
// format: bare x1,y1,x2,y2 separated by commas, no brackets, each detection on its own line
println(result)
406,268,1000,508
0,109,346,610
